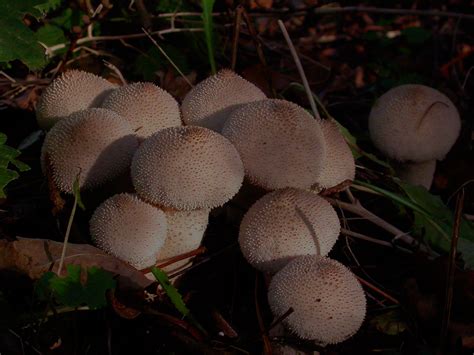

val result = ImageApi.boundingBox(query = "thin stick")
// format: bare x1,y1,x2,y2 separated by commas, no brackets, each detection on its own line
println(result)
266,308,294,334
277,20,320,120
255,273,272,355
440,189,464,345
103,60,127,85
57,175,80,276
231,5,244,71
142,28,194,88
341,228,394,248
356,276,399,304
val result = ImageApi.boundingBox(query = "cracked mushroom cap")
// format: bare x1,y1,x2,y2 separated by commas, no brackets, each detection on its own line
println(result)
222,99,326,190
131,126,244,210
101,82,181,139
268,255,366,344
239,188,340,273
36,70,116,129
156,209,209,272
181,69,266,132
90,193,168,269
316,119,355,189
43,108,139,193
368,84,461,162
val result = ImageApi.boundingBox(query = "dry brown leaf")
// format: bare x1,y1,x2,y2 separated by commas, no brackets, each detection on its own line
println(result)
0,238,152,289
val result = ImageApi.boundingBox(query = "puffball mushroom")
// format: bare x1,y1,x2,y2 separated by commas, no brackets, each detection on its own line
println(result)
268,255,366,344
36,70,116,129
131,126,244,210
42,108,139,193
369,84,461,189
90,193,168,269
222,99,326,190
156,209,209,272
316,119,355,189
101,82,181,139
181,69,266,132
396,160,437,189
239,188,340,273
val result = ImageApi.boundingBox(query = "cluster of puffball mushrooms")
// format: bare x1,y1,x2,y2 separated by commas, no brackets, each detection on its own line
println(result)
36,68,460,345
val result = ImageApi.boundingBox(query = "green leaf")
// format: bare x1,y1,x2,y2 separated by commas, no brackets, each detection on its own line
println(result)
151,267,190,317
370,309,407,336
401,27,431,45
37,24,66,47
0,0,56,69
0,133,30,198
35,265,116,309
35,0,62,14
201,0,216,74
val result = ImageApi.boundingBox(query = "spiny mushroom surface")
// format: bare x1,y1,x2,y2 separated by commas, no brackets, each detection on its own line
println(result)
36,70,116,130
43,108,138,193
239,188,340,273
156,209,209,272
268,255,366,344
181,69,266,132
316,119,355,189
131,126,244,210
101,82,181,139
90,193,168,269
369,84,460,162
222,99,326,190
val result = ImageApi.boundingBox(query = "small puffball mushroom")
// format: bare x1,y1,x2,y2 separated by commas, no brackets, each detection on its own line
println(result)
36,70,116,129
222,99,326,190
369,84,461,188
156,209,209,272
316,119,355,189
43,108,139,193
239,188,340,273
101,82,181,139
181,69,266,132
268,255,366,344
90,193,168,269
131,126,244,210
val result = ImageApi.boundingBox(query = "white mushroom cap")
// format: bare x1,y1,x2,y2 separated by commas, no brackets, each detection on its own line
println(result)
101,82,181,139
239,188,340,273
42,108,139,193
36,70,116,129
369,84,461,162
90,193,168,269
181,69,266,132
131,126,244,210
316,119,355,189
268,255,366,344
222,99,326,190
396,159,436,189
156,209,209,272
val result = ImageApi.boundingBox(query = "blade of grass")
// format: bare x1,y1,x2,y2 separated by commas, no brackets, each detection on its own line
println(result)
201,0,216,74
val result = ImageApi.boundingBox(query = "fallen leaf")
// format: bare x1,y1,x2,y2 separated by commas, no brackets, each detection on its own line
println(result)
0,238,152,289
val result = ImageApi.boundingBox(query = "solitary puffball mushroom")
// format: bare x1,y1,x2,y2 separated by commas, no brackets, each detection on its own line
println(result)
90,193,168,269
43,108,138,193
316,119,355,190
268,255,366,344
156,209,209,272
222,99,326,190
181,69,266,132
101,82,181,139
369,84,461,189
131,126,244,210
239,188,340,273
36,70,116,129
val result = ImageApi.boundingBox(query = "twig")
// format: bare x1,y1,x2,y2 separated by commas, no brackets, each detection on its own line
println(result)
266,308,294,334
134,0,152,29
255,273,272,355
341,228,394,248
45,28,204,55
142,28,194,88
141,246,207,274
57,173,81,276
277,20,321,120
356,276,399,304
231,5,244,71
325,196,432,254
103,60,127,85
440,189,464,347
